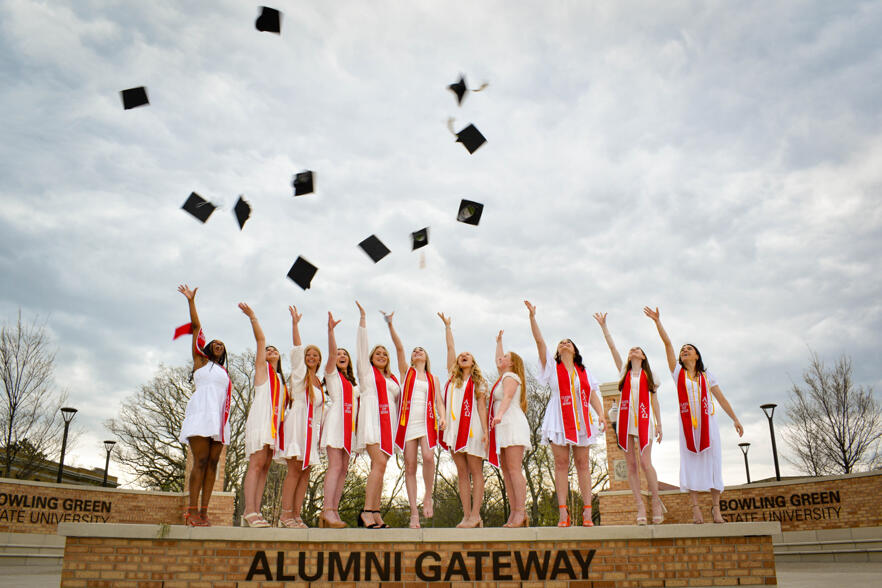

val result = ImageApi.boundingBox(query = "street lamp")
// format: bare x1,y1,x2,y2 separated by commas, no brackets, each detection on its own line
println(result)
760,403,781,481
738,442,751,484
102,440,116,487
56,407,78,483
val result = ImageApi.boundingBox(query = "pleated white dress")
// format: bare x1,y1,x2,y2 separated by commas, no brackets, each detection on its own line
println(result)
179,362,231,444
244,367,287,456
491,372,532,450
354,326,400,453
538,349,601,447
443,379,487,459
275,346,323,465
321,371,359,452
672,365,723,492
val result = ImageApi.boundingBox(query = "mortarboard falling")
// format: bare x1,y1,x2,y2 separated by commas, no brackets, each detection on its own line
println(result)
359,235,391,263
234,196,251,230
255,6,282,34
448,76,467,106
293,171,315,196
120,87,149,110
457,199,484,226
287,256,317,290
411,227,429,250
181,192,217,223
455,123,487,154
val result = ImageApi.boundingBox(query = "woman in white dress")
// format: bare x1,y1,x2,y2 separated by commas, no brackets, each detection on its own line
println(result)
176,284,231,527
239,303,288,528
488,330,531,528
384,311,445,529
354,301,400,529
644,306,743,524
275,305,324,528
525,300,607,527
438,312,488,528
593,312,665,525
319,311,357,528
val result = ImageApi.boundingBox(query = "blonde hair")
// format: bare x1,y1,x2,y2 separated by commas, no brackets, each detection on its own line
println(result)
302,344,322,402
507,351,527,413
369,344,391,377
451,354,487,399
411,348,431,374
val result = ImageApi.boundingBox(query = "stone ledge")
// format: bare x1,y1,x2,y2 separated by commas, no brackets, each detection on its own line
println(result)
57,521,780,542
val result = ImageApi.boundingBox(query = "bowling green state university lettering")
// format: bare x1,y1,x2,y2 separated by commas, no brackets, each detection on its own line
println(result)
246,549,596,582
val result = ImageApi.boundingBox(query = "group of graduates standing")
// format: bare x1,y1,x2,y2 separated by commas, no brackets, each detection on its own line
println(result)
175,285,743,529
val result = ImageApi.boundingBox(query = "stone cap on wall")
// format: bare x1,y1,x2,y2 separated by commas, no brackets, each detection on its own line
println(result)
58,521,781,543
0,476,234,497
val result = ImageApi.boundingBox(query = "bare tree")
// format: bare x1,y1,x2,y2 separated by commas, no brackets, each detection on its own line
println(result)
785,351,882,475
0,311,68,479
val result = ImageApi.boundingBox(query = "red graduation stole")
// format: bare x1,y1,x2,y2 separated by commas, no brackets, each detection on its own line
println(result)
395,368,438,450
555,362,592,444
214,363,232,444
373,367,397,456
267,364,288,451
453,378,476,453
339,371,354,455
302,379,315,469
677,368,710,453
487,377,501,468
617,369,650,454
174,323,208,357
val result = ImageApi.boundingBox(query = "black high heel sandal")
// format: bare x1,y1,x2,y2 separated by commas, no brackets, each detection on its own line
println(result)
358,510,380,529
368,510,389,528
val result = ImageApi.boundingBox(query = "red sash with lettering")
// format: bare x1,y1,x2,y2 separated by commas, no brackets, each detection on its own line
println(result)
174,323,208,357
617,369,650,454
395,368,439,450
487,377,501,468
677,368,710,453
453,379,476,453
216,363,232,444
267,364,288,451
555,362,592,444
339,372,355,455
373,367,397,456
302,381,315,469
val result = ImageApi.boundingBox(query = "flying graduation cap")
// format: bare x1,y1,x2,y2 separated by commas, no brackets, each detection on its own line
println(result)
255,6,282,34
233,196,251,230
457,199,484,226
359,235,391,263
447,74,489,106
287,256,317,290
181,192,217,223
120,86,149,110
411,227,429,250
448,119,487,154
292,171,315,196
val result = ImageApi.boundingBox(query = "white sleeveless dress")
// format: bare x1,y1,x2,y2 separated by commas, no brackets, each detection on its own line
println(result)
492,372,532,450
244,370,287,456
672,365,723,492
354,326,400,452
275,346,323,465
179,362,231,444
321,371,359,451
443,379,487,459
538,349,601,447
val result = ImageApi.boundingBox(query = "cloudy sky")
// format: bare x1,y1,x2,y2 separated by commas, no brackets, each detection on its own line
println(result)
2,0,881,488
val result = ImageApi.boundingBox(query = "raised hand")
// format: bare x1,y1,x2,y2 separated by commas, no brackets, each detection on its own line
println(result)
328,312,341,330
437,312,451,327
380,310,394,324
178,284,198,300
593,312,607,327
643,306,660,322
289,305,302,323
238,302,256,318
524,300,536,317
496,330,504,343
355,300,366,318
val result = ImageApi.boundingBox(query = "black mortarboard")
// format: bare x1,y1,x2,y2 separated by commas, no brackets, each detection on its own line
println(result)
234,196,251,230
411,227,429,250
457,199,484,226
292,171,314,196
448,75,467,106
455,124,487,154
120,87,149,110
255,6,282,34
359,235,391,263
181,192,216,223
287,256,317,290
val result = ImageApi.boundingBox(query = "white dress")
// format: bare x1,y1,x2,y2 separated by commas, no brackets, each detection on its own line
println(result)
244,368,287,456
617,367,659,440
443,379,487,458
355,326,400,453
492,372,532,450
179,362,231,444
672,365,723,492
275,347,323,465
321,371,359,452
538,349,601,446
404,378,432,442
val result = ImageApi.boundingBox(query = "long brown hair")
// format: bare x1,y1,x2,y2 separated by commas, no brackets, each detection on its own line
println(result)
337,348,356,386
617,347,657,392
508,351,527,412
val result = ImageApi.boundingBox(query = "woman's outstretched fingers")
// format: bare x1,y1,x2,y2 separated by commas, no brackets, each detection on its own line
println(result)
593,312,607,326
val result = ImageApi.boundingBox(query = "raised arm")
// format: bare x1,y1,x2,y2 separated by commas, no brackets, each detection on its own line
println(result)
289,305,303,347
355,301,371,383
239,302,267,386
178,284,207,367
711,385,744,437
438,312,455,372
383,311,408,375
524,300,548,370
644,306,676,372
593,312,623,372
495,330,504,366
326,312,341,375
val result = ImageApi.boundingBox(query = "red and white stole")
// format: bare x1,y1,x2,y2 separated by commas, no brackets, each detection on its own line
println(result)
452,378,476,453
174,322,208,356
677,368,710,453
338,371,355,455
212,362,232,444
555,362,592,443
487,377,502,468
395,368,438,450
302,379,315,469
373,367,397,456
617,369,650,454
267,364,288,451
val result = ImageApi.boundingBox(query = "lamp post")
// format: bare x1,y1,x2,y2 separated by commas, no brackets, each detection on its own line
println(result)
738,442,751,484
760,403,781,481
56,407,78,483
102,440,116,487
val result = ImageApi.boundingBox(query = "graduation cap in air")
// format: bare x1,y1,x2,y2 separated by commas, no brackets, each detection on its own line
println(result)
287,256,317,290
293,171,315,196
234,196,251,230
448,119,487,154
255,6,282,34
359,235,391,263
447,74,489,106
181,192,216,223
457,199,484,226
120,86,149,110
411,227,429,250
